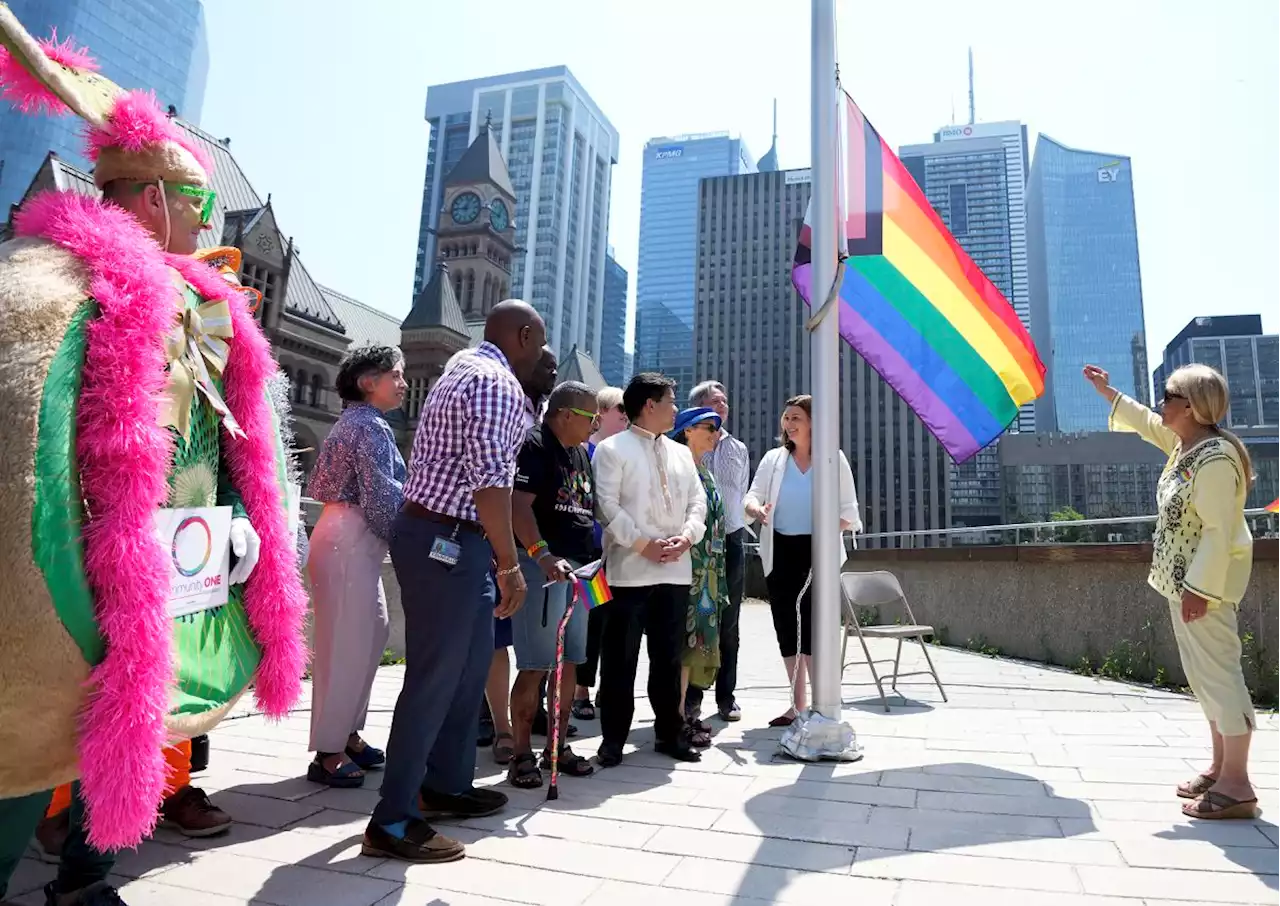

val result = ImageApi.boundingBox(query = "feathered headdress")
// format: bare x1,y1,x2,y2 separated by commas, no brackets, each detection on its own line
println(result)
0,3,211,187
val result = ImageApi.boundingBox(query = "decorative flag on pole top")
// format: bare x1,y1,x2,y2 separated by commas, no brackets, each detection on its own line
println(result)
1267,499,1279,514
792,91,1046,463
572,560,612,610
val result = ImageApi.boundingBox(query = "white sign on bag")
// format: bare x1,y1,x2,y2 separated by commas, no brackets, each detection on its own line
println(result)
154,506,232,618
287,482,302,537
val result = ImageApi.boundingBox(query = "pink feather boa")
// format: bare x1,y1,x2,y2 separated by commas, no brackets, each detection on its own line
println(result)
13,191,308,850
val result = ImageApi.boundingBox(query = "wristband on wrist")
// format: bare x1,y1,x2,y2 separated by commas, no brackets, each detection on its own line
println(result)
496,563,521,577
526,540,549,559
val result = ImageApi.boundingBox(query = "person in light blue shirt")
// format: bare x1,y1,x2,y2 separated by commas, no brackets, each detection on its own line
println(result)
744,395,861,727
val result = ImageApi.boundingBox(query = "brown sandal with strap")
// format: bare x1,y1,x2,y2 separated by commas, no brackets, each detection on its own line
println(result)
1176,774,1217,800
1182,790,1259,820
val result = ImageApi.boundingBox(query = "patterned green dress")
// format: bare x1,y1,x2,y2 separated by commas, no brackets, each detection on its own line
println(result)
685,464,728,689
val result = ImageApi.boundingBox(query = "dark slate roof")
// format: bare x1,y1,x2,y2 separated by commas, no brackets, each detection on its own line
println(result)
560,345,606,392
402,262,468,336
444,126,516,198
321,286,402,349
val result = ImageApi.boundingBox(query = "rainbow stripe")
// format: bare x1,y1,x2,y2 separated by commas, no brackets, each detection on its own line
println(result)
793,92,1045,462
1267,498,1279,514
575,568,613,610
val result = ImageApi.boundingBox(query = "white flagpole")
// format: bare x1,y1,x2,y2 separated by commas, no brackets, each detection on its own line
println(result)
809,0,842,720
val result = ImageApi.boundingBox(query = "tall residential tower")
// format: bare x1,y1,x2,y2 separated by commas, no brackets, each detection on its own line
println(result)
414,67,619,363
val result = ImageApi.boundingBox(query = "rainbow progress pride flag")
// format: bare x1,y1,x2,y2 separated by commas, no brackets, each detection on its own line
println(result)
572,560,613,610
793,92,1045,463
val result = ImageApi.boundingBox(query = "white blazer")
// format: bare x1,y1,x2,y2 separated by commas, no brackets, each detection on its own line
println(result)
744,447,862,577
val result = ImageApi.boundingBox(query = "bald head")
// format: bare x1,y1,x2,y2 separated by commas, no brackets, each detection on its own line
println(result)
484,299,547,383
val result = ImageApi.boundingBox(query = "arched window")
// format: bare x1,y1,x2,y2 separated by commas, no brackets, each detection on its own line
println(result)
453,274,463,299
309,373,322,408
465,271,475,310
294,368,308,404
482,274,492,314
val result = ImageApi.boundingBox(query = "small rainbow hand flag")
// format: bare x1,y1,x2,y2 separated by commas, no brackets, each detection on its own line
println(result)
1267,498,1279,514
572,560,613,610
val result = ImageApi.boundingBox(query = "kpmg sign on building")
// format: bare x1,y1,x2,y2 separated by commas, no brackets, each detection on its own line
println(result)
654,146,684,159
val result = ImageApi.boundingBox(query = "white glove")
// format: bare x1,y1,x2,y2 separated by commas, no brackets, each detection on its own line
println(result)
228,517,261,586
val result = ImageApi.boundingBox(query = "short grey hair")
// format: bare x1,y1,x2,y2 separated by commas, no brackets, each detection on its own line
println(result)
546,380,597,416
689,380,727,407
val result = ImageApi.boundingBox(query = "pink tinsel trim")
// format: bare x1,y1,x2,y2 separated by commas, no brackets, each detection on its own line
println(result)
13,191,306,849
0,29,97,115
84,89,215,177
14,191,174,850
169,255,309,718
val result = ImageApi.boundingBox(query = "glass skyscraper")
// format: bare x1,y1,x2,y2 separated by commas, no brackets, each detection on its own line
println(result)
0,0,208,220
600,250,627,387
1154,315,1278,429
415,67,618,363
1027,135,1148,433
636,133,754,395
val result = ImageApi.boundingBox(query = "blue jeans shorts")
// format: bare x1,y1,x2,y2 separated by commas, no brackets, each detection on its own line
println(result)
512,555,586,671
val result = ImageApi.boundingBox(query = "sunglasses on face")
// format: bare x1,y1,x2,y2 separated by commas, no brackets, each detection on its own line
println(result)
1162,389,1187,404
568,406,600,426
132,182,218,225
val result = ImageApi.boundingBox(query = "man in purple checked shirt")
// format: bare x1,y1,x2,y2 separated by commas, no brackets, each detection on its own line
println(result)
363,301,546,865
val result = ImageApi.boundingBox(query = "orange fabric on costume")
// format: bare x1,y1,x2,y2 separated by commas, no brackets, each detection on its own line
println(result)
45,740,192,818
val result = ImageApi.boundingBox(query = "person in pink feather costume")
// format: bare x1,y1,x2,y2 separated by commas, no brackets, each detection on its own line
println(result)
0,10,307,905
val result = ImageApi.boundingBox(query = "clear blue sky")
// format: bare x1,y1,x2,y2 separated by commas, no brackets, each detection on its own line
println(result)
201,0,1278,360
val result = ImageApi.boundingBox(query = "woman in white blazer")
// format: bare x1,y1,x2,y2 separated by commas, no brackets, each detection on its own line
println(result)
744,395,861,726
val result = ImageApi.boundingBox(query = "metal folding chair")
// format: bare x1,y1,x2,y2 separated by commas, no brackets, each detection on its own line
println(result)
839,570,948,712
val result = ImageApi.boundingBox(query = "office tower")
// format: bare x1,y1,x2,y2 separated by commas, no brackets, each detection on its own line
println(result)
899,121,1032,431
600,249,628,387
1027,135,1148,432
636,133,755,394
0,0,209,220
1153,315,1278,427
694,168,952,545
414,67,619,363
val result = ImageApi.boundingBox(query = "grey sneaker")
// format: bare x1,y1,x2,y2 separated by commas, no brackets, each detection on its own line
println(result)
718,701,742,722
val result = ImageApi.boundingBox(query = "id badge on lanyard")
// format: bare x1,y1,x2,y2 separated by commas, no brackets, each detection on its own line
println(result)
429,523,463,567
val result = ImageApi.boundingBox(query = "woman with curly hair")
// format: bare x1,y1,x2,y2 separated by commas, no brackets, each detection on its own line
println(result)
305,346,407,787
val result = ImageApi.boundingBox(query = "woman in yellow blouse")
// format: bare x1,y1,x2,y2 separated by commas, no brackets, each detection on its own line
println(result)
1085,363,1257,820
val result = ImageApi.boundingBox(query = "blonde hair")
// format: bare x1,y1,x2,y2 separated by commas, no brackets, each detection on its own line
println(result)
596,386,624,411
1167,363,1255,487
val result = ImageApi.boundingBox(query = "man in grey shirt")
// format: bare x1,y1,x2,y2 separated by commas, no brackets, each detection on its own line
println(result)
685,380,750,722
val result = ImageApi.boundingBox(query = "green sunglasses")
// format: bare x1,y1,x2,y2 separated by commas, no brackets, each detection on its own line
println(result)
130,182,217,225
567,406,600,424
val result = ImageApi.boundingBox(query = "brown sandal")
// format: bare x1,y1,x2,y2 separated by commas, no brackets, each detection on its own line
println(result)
1176,774,1217,800
492,732,515,766
1182,790,1259,820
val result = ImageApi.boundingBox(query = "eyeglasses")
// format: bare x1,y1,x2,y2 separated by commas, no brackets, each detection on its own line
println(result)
131,182,217,225
567,406,600,426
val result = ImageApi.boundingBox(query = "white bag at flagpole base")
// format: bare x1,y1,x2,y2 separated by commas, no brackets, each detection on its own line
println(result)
779,710,863,762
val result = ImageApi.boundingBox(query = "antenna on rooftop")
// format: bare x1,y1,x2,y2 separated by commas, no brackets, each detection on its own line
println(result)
967,47,976,125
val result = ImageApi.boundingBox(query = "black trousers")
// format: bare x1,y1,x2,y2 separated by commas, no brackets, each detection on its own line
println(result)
575,606,606,688
685,527,745,712
766,532,814,657
598,583,688,748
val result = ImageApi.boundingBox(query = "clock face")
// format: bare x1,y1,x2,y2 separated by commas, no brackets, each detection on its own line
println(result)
489,199,510,232
450,192,481,224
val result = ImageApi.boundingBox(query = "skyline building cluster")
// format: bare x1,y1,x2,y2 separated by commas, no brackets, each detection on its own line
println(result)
1,15,1273,535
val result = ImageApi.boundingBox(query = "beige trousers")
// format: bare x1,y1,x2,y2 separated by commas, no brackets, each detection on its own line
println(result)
308,504,391,753
1167,597,1256,737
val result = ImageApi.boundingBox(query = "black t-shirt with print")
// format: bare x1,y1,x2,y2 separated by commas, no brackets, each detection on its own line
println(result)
514,423,596,564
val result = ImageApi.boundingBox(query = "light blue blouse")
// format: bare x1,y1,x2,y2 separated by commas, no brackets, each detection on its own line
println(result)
306,403,406,540
772,455,813,536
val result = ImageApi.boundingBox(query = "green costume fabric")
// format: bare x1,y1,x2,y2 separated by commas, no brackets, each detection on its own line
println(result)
685,464,727,689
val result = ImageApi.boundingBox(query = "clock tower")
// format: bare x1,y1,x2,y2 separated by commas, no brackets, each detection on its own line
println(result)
437,122,519,321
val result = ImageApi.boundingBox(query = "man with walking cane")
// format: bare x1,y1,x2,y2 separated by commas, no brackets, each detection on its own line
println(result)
505,382,601,789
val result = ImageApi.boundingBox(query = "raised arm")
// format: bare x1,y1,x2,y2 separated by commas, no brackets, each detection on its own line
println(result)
1084,364,1177,455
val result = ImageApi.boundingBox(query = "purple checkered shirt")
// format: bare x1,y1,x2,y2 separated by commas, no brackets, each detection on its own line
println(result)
402,342,527,521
